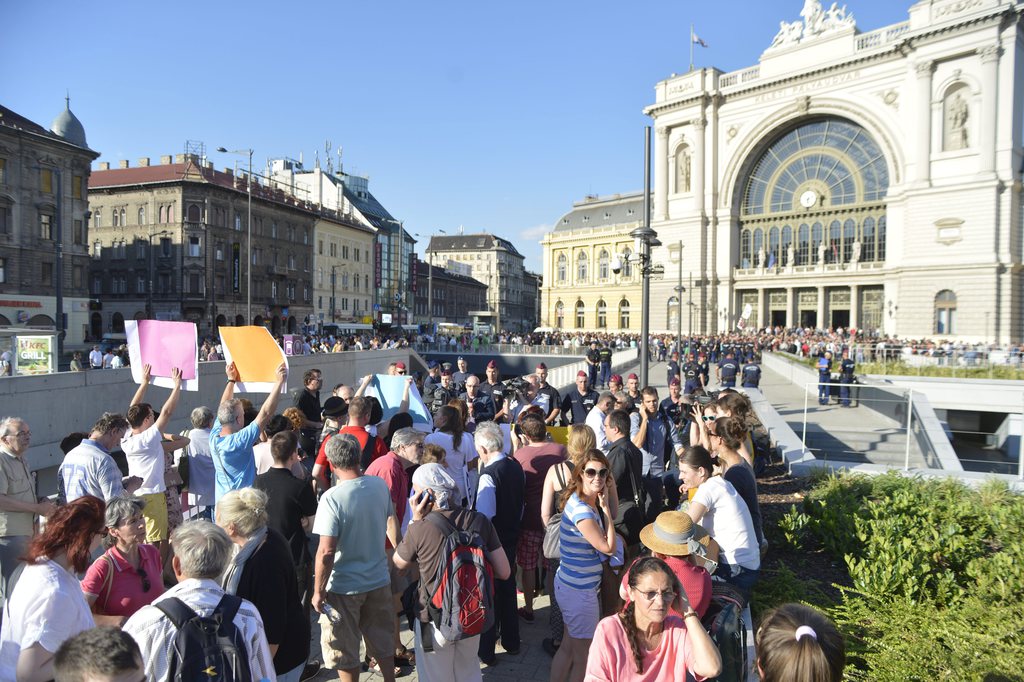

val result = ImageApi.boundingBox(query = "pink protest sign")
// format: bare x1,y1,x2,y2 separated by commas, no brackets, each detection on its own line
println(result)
136,321,198,379
126,320,200,391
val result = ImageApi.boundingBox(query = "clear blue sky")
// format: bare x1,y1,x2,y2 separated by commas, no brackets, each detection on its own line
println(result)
4,1,909,272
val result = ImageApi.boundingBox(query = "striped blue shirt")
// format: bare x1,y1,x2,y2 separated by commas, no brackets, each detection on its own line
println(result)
556,493,604,590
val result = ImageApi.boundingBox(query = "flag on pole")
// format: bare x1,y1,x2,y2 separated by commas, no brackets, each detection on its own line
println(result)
767,251,777,269
691,28,708,48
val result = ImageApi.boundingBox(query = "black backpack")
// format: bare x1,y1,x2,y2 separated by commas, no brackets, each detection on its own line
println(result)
701,583,748,682
154,594,253,682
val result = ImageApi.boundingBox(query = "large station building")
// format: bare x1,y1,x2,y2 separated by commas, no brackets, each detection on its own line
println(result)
543,0,1024,343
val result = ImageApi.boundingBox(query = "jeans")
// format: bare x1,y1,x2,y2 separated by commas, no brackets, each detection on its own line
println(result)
599,363,611,387
715,560,760,604
818,376,830,404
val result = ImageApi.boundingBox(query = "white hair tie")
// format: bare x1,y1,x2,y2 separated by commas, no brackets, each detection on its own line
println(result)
794,625,817,641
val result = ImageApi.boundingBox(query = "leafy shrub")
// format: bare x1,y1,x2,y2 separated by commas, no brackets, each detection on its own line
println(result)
773,504,810,550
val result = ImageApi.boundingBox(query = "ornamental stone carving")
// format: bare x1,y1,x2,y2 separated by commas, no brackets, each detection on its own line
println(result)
768,0,856,49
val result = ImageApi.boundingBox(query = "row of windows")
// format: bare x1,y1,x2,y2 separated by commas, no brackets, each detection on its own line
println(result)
0,260,88,288
99,204,176,228
738,216,886,268
315,268,371,292
318,296,370,314
0,207,85,244
553,299,631,329
318,240,369,262
554,248,634,283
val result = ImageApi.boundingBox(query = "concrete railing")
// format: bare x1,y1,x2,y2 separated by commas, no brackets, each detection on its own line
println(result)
0,349,413,495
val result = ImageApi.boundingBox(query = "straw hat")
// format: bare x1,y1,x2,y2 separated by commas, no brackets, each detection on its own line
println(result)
639,511,713,557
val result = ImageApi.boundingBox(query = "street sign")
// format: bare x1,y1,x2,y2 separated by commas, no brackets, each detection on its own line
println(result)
373,303,381,312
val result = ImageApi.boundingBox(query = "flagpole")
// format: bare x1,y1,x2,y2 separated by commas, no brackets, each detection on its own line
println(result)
690,24,694,71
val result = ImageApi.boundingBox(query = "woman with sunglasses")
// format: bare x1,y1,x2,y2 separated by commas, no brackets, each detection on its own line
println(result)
82,496,165,624
688,400,720,454
549,449,619,682
584,556,721,681
0,496,106,682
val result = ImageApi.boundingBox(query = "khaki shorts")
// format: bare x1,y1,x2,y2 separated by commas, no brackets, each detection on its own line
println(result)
139,492,168,543
320,585,395,670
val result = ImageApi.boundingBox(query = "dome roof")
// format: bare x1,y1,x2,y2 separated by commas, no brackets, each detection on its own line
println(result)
50,97,87,148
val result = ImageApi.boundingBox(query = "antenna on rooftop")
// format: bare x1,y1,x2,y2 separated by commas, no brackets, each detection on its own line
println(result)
325,140,333,174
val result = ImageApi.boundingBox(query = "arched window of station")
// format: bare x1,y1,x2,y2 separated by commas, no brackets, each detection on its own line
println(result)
555,301,565,328
598,250,610,281
737,117,888,270
621,248,633,278
618,299,630,329
576,251,588,282
596,299,607,328
575,300,585,328
935,290,957,335
667,296,680,332
557,253,567,283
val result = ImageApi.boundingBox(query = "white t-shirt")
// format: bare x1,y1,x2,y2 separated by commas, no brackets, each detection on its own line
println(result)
122,424,166,494
423,430,476,505
693,476,760,570
0,559,95,679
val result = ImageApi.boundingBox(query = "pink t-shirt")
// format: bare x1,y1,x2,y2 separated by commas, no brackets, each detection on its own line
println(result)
81,544,164,618
584,614,704,682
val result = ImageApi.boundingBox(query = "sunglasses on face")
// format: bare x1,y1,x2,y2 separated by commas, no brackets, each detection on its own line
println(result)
633,589,676,603
702,415,716,421
583,467,609,479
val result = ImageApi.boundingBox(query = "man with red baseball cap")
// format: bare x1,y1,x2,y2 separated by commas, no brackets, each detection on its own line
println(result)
479,360,508,422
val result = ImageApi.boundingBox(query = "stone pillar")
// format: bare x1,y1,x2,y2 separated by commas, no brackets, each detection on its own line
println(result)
656,127,670,220
849,284,859,330
914,60,934,184
693,118,706,214
817,285,826,330
786,287,795,329
978,46,999,174
757,288,766,329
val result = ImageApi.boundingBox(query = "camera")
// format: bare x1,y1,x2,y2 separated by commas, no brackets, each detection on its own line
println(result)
610,255,623,275
505,376,529,394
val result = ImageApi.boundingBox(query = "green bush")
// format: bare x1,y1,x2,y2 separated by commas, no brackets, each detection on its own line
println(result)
761,471,1024,680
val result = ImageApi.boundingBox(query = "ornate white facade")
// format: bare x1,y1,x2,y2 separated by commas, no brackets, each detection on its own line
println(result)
545,0,1024,343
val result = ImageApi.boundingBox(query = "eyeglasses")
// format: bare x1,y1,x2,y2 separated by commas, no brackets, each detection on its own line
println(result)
632,589,676,603
702,415,716,422
138,565,151,592
583,467,608,479
3,430,30,439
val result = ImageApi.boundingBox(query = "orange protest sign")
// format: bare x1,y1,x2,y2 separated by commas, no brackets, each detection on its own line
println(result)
218,326,286,386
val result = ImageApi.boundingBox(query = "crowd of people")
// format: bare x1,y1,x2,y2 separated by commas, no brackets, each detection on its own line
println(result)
0,334,856,682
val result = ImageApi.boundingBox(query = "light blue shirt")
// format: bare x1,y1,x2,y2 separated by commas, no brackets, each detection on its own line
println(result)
312,475,393,595
209,419,261,504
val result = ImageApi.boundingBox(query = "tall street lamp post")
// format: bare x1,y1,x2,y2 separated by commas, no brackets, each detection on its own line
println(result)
216,147,253,323
632,126,659,389
673,240,685,353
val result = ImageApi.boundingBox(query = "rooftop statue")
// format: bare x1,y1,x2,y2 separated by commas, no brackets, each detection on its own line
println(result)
769,1,856,49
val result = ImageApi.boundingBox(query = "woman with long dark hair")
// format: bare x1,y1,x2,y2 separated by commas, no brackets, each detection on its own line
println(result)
549,449,618,682
423,404,476,506
0,496,106,682
585,556,721,681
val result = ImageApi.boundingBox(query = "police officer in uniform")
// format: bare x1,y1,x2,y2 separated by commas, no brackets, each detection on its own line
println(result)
741,355,762,389
429,368,457,416
479,359,508,422
697,351,711,388
597,343,613,388
839,349,856,407
585,341,602,389
666,351,680,387
717,350,739,388
451,356,472,390
681,353,703,396
561,371,599,425
817,351,833,405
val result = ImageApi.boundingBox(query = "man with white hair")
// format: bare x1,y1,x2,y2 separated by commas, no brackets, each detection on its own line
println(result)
123,521,274,682
394,463,510,681
473,421,525,665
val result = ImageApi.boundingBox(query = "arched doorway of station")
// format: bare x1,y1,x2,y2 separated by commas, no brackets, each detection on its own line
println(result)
133,311,146,321
111,313,126,333
271,317,281,335
26,314,54,327
287,316,297,334
216,314,227,331
90,313,103,339
253,315,264,328
235,314,245,326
